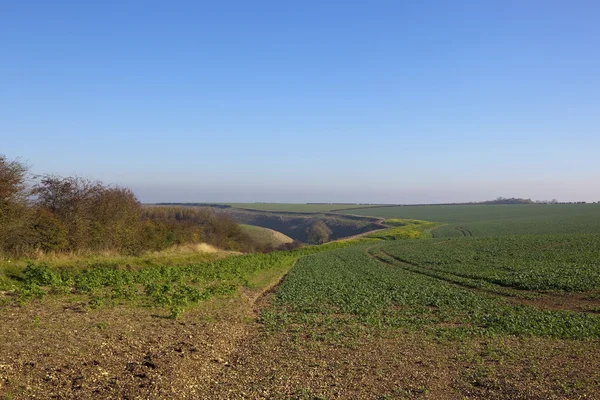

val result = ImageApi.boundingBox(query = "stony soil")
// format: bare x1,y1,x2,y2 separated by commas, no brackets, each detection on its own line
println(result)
1,284,599,399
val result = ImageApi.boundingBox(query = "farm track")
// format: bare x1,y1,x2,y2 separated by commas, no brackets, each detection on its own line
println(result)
366,246,528,299
378,248,531,296
367,245,600,315
455,226,473,236
247,268,290,316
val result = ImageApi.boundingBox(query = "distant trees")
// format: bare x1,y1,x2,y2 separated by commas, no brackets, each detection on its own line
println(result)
276,240,303,251
535,199,559,204
483,197,562,205
306,220,332,244
482,197,535,205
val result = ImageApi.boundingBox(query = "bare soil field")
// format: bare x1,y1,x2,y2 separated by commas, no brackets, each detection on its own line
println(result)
3,283,599,399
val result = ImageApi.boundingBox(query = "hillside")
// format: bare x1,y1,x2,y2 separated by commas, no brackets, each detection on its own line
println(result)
239,224,294,248
220,208,383,243
225,203,383,213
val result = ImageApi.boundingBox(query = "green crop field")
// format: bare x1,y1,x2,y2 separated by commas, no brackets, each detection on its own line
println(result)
378,234,600,292
241,216,600,398
340,203,600,237
226,202,384,213
264,242,600,339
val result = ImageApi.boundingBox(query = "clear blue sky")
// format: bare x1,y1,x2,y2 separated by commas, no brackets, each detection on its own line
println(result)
2,1,599,203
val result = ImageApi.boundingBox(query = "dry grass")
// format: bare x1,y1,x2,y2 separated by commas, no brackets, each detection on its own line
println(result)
239,224,293,248
0,243,230,276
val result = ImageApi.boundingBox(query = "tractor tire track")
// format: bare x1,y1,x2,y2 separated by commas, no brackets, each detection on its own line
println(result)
366,247,523,300
378,249,532,294
455,226,473,237
367,245,600,315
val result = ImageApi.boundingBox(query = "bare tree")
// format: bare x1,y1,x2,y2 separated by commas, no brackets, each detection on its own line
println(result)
32,176,104,250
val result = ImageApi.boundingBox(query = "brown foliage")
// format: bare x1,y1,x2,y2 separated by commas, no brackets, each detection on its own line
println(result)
0,154,261,257
30,207,68,252
141,207,257,253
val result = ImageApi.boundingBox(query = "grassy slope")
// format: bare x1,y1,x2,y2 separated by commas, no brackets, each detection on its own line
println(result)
239,224,293,248
0,244,228,290
0,240,363,316
222,208,381,242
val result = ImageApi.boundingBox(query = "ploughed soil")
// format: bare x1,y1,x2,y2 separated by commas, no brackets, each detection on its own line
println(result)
0,297,252,399
209,327,600,400
2,287,600,399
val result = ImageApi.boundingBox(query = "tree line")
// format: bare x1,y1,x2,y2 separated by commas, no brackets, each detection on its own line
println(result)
0,155,262,257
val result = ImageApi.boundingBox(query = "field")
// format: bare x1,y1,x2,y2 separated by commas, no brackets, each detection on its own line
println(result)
212,226,600,398
0,238,368,398
272,242,600,338
225,203,384,213
2,207,600,398
343,203,600,237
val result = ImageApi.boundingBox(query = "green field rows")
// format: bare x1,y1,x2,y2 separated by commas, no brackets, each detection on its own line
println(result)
263,239,600,339
379,234,600,292
341,203,600,237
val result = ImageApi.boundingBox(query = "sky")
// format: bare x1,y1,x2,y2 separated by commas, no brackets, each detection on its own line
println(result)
2,1,599,204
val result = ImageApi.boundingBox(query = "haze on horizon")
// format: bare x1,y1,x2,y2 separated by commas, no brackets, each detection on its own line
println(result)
2,1,599,204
